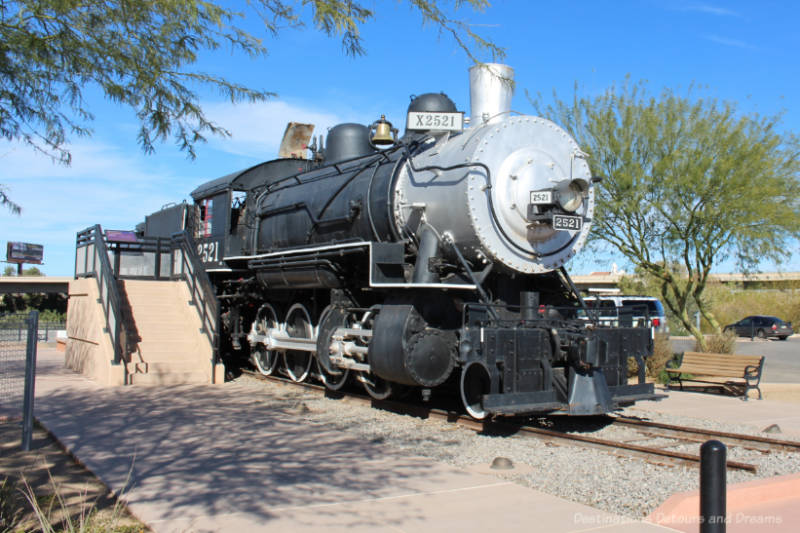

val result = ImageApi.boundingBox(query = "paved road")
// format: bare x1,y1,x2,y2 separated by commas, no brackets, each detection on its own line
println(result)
670,335,800,383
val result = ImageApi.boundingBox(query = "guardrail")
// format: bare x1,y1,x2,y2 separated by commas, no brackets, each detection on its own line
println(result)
0,318,65,343
75,225,127,371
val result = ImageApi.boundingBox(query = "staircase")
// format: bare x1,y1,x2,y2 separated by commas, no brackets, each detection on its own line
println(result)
121,280,214,385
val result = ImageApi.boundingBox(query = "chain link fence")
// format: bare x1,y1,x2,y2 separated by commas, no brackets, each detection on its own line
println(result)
1,311,43,449
0,312,30,420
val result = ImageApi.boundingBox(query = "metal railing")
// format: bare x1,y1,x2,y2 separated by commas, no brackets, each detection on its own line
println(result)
75,225,220,382
75,225,127,369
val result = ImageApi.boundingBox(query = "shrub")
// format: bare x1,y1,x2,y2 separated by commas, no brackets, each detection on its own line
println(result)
627,332,675,379
695,330,736,354
647,333,675,377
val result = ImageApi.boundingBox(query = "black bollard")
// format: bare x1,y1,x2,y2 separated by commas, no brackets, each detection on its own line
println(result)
700,440,726,533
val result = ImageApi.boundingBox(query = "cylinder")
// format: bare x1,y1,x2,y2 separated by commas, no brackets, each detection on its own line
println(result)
469,63,514,126
700,440,727,533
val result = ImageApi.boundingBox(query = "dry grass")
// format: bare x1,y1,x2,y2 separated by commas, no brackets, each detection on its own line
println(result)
628,333,675,379
694,330,737,354
706,283,800,332
0,420,147,533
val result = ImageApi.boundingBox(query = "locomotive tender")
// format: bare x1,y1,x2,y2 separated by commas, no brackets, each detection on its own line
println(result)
141,64,658,418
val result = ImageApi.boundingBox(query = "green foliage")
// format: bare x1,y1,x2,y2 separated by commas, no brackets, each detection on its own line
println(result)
710,285,800,332
1,1,502,213
0,0,502,164
0,290,67,319
532,79,800,349
620,271,800,336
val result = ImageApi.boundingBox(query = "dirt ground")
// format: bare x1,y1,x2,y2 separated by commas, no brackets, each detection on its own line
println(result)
0,418,148,533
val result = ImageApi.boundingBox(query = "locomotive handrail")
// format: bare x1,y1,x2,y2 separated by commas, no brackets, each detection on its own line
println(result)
170,231,220,379
74,225,128,376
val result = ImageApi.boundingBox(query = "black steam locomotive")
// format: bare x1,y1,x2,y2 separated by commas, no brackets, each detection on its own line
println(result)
139,64,658,418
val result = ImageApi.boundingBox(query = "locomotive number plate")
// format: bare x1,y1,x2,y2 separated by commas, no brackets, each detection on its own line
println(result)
530,190,553,204
552,214,583,231
407,111,464,132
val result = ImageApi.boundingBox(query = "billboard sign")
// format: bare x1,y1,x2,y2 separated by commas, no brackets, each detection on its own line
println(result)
6,242,44,264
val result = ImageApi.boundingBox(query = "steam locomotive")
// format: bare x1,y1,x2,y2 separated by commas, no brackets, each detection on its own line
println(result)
140,64,658,418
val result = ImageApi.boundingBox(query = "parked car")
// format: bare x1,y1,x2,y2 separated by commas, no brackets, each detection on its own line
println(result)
580,295,669,334
723,315,793,340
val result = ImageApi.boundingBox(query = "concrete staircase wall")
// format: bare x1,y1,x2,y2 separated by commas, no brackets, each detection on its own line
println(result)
65,278,125,386
121,280,216,385
65,278,220,386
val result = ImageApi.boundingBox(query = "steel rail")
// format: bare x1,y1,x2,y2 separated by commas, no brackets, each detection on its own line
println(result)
241,370,759,472
610,416,800,454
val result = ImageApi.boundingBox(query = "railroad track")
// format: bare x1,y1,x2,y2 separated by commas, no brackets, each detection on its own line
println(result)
241,369,800,473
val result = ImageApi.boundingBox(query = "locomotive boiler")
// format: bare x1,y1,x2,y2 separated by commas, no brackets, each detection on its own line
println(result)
142,64,658,418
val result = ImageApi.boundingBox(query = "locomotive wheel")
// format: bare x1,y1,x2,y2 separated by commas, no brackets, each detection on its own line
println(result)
251,304,280,376
322,364,350,391
316,306,351,391
460,361,491,420
284,303,314,383
359,372,394,400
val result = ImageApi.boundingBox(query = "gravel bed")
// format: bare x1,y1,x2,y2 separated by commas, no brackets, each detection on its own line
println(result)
232,374,800,519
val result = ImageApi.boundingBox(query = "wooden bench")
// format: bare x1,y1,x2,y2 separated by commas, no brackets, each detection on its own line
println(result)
665,351,765,400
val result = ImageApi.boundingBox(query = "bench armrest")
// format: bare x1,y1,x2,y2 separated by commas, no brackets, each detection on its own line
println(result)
744,364,761,378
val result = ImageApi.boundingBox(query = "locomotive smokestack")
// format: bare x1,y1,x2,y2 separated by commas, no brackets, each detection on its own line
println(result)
469,63,514,127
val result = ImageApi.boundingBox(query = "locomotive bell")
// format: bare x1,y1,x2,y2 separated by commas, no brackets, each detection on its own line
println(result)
370,115,397,145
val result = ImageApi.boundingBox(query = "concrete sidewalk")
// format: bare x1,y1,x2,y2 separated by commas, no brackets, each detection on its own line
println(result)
627,385,800,436
32,347,674,533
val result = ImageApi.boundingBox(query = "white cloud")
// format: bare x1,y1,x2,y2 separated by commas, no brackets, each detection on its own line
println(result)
203,99,356,157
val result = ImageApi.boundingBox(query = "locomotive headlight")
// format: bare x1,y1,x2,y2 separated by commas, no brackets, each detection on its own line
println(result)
557,179,589,212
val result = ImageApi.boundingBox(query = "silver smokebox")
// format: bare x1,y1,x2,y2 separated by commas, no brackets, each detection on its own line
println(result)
469,63,514,126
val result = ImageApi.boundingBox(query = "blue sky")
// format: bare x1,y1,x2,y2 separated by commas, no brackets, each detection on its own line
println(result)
2,0,799,276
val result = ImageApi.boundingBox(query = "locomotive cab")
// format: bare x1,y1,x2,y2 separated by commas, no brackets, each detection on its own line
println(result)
189,159,317,270
190,176,244,270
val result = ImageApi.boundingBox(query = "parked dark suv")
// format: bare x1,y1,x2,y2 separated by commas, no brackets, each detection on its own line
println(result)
723,315,793,340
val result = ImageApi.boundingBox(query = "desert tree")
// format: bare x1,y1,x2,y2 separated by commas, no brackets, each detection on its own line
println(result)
532,80,800,349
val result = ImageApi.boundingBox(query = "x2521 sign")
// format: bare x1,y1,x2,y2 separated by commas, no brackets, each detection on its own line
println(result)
406,111,464,132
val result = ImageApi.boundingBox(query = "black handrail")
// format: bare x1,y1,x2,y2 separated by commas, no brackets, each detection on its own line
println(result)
75,226,221,383
74,225,127,376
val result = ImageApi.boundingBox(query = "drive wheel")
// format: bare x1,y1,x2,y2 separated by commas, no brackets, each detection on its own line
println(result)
756,328,766,339
251,304,280,376
316,306,351,391
360,372,393,400
284,303,314,382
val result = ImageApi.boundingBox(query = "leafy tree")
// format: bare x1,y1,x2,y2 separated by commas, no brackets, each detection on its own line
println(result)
0,0,501,212
532,80,800,349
